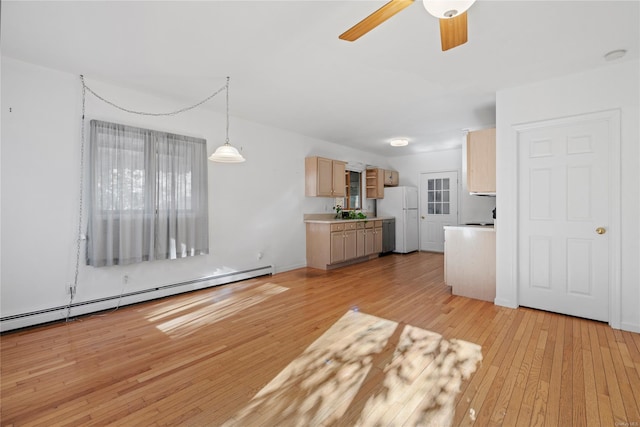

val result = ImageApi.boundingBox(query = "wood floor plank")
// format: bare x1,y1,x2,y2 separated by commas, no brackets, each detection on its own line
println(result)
589,321,615,427
581,318,601,427
572,319,587,427
558,315,574,427
544,313,565,427
598,325,629,425
464,310,524,426
451,306,513,425
604,325,640,425
503,311,543,426
1,252,638,426
489,309,537,425
516,319,547,426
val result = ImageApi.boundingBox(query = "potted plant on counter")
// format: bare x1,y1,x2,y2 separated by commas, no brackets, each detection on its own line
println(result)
333,204,343,219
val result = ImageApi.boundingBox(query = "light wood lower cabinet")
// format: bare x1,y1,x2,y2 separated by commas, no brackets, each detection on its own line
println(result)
330,228,345,264
356,223,366,258
331,226,357,264
374,224,383,253
307,220,383,270
363,223,375,256
362,221,383,255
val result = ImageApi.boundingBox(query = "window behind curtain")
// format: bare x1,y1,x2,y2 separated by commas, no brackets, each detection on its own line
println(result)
87,120,209,267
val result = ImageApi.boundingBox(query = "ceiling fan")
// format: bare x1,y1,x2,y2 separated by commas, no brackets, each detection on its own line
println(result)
339,0,476,51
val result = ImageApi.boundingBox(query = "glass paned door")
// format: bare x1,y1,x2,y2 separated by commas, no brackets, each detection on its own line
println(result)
427,178,451,215
420,171,458,252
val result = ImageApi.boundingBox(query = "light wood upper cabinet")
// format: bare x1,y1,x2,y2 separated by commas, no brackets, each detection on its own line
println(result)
305,157,346,197
384,170,399,187
366,168,384,199
467,128,496,193
332,161,346,197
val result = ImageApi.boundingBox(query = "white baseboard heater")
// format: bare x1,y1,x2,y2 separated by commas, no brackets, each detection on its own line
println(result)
0,265,273,332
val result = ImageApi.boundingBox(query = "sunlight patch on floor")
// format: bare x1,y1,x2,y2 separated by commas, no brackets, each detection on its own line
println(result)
223,310,482,427
152,283,288,338
355,325,482,426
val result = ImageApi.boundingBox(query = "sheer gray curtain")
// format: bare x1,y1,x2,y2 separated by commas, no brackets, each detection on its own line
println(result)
87,120,208,267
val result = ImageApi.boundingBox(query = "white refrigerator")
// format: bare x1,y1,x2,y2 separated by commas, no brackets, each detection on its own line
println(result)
376,186,419,253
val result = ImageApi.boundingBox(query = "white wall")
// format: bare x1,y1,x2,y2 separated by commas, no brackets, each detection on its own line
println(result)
389,143,496,225
0,57,387,329
496,59,640,332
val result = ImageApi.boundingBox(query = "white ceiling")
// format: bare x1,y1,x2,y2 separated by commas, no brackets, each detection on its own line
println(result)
2,0,639,156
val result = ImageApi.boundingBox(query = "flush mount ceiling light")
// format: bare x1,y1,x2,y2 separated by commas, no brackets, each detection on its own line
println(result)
604,49,627,62
209,77,246,163
390,138,409,147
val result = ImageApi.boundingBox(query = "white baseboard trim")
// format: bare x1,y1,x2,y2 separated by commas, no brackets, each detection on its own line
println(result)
0,265,273,332
494,297,518,309
273,263,306,274
619,321,640,333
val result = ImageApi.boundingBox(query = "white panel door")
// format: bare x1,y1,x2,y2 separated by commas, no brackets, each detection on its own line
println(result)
518,118,610,321
419,171,458,252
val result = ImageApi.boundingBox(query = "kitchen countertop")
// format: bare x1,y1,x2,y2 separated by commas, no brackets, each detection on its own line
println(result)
444,224,495,231
304,215,394,224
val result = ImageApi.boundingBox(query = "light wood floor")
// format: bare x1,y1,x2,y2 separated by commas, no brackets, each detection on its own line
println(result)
1,252,639,426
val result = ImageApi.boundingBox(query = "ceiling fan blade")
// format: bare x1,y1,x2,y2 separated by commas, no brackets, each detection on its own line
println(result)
439,11,468,51
339,0,414,42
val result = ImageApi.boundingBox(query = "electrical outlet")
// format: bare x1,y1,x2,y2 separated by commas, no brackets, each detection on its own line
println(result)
68,284,76,297
123,275,129,284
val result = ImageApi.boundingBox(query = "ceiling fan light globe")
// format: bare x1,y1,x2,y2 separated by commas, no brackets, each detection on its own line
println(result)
423,0,476,19
208,143,246,163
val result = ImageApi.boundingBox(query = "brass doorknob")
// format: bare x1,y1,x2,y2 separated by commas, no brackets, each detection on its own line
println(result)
596,227,606,235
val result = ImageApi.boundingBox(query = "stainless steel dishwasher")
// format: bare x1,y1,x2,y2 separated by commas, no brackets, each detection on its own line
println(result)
382,218,396,254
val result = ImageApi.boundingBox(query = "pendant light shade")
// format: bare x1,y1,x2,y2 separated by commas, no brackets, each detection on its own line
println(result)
208,143,245,162
422,0,476,18
209,76,246,163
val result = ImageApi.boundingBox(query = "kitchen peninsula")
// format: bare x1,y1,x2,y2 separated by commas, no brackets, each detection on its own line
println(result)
444,225,496,302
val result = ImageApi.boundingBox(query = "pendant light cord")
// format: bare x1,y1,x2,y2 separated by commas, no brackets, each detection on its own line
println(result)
80,75,227,117
67,75,229,321
67,80,87,322
225,76,230,144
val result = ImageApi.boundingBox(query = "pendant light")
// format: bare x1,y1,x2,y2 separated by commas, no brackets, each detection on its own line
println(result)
209,77,246,163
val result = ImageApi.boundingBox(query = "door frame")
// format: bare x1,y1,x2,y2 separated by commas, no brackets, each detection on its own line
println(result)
509,109,621,328
418,169,460,251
